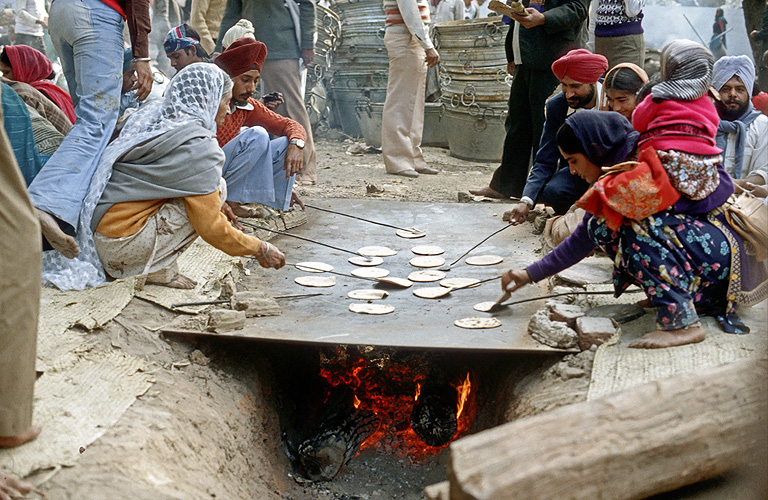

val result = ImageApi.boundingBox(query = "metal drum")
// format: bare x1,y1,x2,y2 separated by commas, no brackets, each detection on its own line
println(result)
434,17,510,162
306,4,342,128
356,101,448,149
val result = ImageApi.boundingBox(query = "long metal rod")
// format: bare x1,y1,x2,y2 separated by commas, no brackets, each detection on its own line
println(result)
240,220,366,258
450,275,501,291
499,288,643,308
682,13,707,46
305,204,423,234
287,262,379,283
443,224,513,269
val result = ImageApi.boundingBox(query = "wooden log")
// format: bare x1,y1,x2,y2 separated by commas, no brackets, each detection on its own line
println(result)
447,356,768,500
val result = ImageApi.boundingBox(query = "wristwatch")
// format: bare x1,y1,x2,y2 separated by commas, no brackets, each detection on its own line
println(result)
290,138,305,149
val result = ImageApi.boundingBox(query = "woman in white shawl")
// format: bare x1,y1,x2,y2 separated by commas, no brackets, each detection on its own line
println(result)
42,63,285,290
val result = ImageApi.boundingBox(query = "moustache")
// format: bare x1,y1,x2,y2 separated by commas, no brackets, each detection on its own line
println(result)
723,99,741,106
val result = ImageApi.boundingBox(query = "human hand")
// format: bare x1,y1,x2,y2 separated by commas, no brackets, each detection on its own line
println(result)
507,61,515,76
501,268,532,293
221,202,244,230
301,49,315,66
0,471,34,500
513,8,545,28
37,18,48,28
255,241,286,269
132,60,153,101
290,189,305,210
284,144,304,178
508,202,531,225
745,182,768,198
261,91,284,111
750,30,757,40
425,48,440,68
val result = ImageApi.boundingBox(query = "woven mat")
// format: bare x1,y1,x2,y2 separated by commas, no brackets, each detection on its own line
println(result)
588,302,768,401
135,238,241,314
0,351,153,477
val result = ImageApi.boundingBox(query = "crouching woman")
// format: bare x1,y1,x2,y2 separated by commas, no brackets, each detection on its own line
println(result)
502,111,767,349
90,63,284,288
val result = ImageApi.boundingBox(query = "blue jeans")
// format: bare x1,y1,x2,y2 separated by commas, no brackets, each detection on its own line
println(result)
27,0,123,229
221,127,294,211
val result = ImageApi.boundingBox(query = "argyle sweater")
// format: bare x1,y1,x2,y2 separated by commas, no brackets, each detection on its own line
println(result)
595,0,643,37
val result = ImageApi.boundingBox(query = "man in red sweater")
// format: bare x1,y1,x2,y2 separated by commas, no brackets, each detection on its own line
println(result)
214,37,305,217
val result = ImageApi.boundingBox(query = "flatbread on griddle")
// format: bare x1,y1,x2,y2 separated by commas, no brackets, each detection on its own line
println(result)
348,256,384,267
295,262,334,273
358,246,397,257
348,289,390,300
410,245,445,256
294,276,336,287
440,277,480,289
396,228,426,239
465,255,504,266
351,267,390,279
454,317,502,329
473,301,497,312
376,277,412,288
349,303,395,315
409,256,446,268
413,287,451,299
408,270,446,282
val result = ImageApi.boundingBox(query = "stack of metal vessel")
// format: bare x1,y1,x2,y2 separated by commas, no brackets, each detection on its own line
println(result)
305,4,341,127
433,17,510,162
326,0,389,137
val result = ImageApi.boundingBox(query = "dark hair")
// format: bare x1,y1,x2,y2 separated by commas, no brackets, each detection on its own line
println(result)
604,67,646,96
556,123,585,156
715,8,723,17
636,73,661,103
0,49,10,69
179,24,210,59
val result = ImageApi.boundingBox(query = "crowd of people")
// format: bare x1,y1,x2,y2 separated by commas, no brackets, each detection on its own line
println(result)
1,0,768,491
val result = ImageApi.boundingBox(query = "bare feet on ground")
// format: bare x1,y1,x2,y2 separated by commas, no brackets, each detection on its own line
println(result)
0,424,42,448
36,209,78,258
226,201,269,219
468,186,507,199
635,298,652,308
0,471,35,500
629,326,706,349
148,274,196,289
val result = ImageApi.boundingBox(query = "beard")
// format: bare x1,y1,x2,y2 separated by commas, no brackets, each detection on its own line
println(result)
716,97,748,120
568,86,595,109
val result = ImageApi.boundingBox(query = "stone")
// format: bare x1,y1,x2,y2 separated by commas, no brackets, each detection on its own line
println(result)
528,309,578,349
207,309,246,332
164,314,208,331
586,303,646,324
550,303,585,328
555,364,586,380
230,291,282,318
366,183,384,194
457,191,472,203
576,316,618,351
533,214,548,234
189,349,210,366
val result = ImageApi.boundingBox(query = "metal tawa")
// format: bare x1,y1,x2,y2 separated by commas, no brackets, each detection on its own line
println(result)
585,303,646,324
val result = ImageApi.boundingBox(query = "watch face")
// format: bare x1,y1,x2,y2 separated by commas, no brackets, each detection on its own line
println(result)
292,139,305,148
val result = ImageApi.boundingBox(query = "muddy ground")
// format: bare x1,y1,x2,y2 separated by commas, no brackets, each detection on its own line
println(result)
26,134,751,499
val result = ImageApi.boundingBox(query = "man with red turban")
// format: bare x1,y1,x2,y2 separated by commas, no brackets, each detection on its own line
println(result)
507,49,608,224
214,37,306,217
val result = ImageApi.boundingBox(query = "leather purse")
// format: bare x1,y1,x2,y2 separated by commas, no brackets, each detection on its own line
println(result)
724,192,768,262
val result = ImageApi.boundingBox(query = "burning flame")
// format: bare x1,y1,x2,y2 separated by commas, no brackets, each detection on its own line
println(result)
353,394,361,409
414,382,421,402
454,373,471,420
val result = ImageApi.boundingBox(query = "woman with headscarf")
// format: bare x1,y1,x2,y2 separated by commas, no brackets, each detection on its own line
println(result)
0,45,76,123
599,63,648,121
710,8,728,60
40,63,286,290
502,111,768,349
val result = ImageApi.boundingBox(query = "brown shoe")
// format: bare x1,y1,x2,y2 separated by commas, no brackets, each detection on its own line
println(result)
468,186,507,199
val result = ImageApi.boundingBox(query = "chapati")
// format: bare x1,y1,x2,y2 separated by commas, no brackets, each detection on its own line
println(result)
396,228,426,239
347,289,390,300
410,245,445,256
454,317,502,329
358,246,397,257
351,267,390,279
413,287,451,299
473,301,497,312
348,256,384,267
376,277,412,288
465,255,504,266
349,303,395,315
440,277,480,289
409,256,446,268
408,270,446,282
295,261,334,273
294,276,336,287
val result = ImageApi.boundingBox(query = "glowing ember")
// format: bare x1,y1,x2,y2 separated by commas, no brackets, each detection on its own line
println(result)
318,348,477,459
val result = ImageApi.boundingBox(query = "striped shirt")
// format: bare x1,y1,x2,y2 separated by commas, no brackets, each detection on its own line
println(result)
384,0,430,25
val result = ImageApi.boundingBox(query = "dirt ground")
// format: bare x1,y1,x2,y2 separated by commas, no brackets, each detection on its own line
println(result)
23,134,752,499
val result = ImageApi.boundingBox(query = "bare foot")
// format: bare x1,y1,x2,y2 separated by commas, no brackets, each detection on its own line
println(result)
36,209,78,258
629,326,706,349
0,471,35,499
636,298,652,308
163,274,196,289
226,201,268,219
468,186,507,199
0,424,42,448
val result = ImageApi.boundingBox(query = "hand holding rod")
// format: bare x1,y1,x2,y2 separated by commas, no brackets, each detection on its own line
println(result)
239,220,369,259
305,204,424,234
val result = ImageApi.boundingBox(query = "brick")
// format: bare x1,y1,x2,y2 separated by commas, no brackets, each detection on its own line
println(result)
576,316,618,351
207,309,246,332
230,291,282,318
550,303,585,328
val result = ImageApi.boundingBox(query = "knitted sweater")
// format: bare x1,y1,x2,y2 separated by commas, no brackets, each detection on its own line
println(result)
216,97,306,147
594,0,643,37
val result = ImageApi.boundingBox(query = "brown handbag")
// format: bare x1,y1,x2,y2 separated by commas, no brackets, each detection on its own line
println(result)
724,192,768,262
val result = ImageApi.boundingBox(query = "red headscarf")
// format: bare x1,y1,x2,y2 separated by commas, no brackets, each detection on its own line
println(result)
551,49,609,84
4,45,76,124
214,37,268,77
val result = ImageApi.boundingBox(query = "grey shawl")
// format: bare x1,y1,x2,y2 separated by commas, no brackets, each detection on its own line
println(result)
92,124,225,232
653,39,714,101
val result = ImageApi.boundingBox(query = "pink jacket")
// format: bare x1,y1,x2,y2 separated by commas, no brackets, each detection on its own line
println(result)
632,95,722,156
